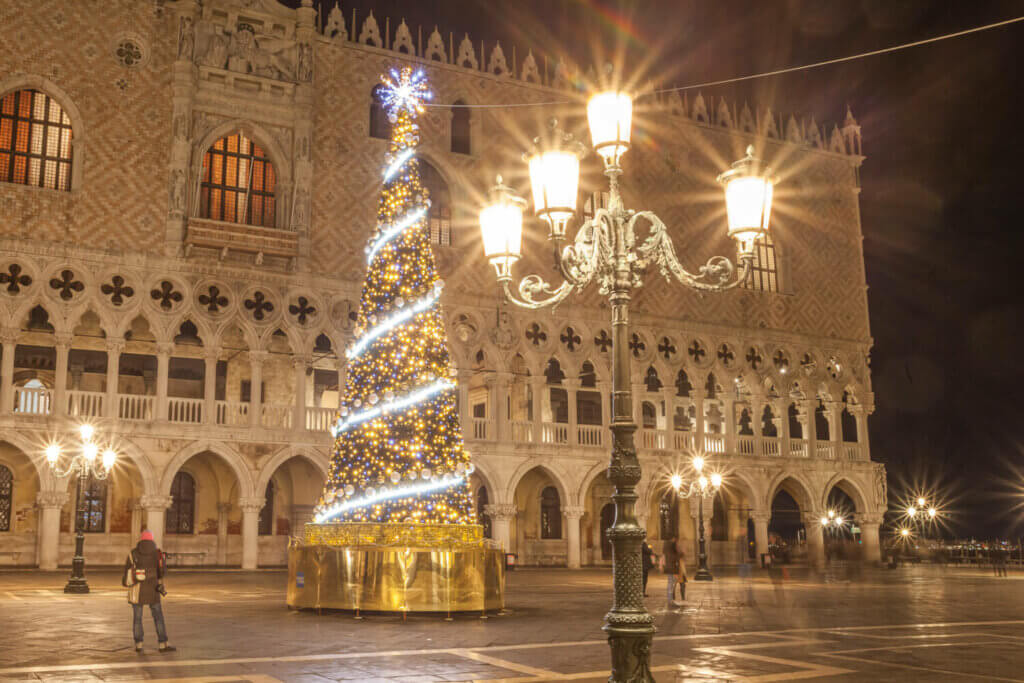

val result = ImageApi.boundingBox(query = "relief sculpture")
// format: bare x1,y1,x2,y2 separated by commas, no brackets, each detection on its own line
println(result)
195,21,296,81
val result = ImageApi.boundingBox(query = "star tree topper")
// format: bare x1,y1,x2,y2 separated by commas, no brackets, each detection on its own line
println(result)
380,67,432,119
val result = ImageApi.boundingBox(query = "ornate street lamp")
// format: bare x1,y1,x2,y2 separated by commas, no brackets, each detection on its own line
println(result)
44,423,117,593
479,88,776,681
670,456,723,582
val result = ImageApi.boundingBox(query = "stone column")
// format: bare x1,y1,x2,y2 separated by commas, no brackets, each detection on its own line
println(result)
857,513,883,564
105,337,125,418
631,381,644,427
751,511,771,565
597,380,612,434
293,354,310,432
776,399,791,457
564,378,580,446
131,503,143,540
752,398,767,456
52,333,72,417
216,502,231,566
457,369,472,438
292,0,316,269
563,505,584,569
155,342,173,422
802,512,825,569
851,404,870,459
529,376,546,442
140,495,173,547
796,400,812,455
240,496,264,569
248,351,267,429
484,503,516,552
723,398,736,454
692,389,706,451
203,347,219,425
336,358,347,398
490,372,511,442
36,490,67,570
0,327,19,414
662,388,675,447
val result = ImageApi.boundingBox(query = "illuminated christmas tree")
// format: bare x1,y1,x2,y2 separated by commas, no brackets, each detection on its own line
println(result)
314,67,475,527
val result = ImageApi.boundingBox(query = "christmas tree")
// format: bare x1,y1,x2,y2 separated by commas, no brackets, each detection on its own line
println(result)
314,67,475,527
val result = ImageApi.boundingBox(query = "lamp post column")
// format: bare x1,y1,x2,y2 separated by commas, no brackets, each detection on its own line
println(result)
694,494,713,581
64,466,90,593
603,277,654,682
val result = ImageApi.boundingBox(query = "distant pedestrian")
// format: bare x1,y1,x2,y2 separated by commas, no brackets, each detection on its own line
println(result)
122,530,176,653
662,536,682,607
641,541,656,597
995,547,1009,577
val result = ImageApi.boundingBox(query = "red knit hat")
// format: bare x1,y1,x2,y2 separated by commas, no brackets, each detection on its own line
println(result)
140,530,154,541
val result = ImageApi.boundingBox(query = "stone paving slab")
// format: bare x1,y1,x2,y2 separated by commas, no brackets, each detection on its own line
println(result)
2,565,1024,681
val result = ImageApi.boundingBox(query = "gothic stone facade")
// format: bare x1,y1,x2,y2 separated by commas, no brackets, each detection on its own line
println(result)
0,0,884,570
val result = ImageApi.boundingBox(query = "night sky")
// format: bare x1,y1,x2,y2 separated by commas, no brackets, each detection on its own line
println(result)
290,0,1024,538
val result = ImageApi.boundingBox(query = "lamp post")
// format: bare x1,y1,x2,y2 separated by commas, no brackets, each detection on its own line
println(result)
479,89,775,681
670,457,723,582
44,424,117,594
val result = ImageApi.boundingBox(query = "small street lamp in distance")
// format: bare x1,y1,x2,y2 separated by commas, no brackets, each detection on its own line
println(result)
44,423,117,594
670,456,723,582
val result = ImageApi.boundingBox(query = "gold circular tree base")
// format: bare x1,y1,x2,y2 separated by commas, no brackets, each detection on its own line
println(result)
287,523,505,613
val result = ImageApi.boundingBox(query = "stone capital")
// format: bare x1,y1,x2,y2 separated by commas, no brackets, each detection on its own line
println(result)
1,327,20,345
140,494,174,510
562,505,585,520
749,511,772,524
238,496,265,512
292,353,312,370
217,502,233,514
36,490,69,508
248,350,270,366
106,337,126,354
203,346,223,362
54,332,74,349
856,513,884,526
483,503,516,521
155,342,175,357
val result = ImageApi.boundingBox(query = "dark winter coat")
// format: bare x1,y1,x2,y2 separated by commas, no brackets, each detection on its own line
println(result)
662,540,680,575
122,539,165,605
642,543,656,572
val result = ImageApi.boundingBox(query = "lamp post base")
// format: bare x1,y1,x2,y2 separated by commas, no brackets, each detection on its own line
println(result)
63,577,90,594
693,567,713,582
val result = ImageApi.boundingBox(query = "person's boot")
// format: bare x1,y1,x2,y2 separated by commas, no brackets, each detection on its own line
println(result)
159,643,177,653
680,582,686,602
135,642,143,654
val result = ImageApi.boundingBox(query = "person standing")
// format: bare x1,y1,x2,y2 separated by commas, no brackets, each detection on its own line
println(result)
662,536,682,607
123,530,176,653
641,541,656,597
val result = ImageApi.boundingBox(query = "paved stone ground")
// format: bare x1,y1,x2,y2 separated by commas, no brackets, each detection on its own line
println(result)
1,564,1023,681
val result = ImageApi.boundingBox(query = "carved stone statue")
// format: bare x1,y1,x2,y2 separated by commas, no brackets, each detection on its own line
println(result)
296,43,312,82
169,169,185,213
177,15,195,61
490,307,515,350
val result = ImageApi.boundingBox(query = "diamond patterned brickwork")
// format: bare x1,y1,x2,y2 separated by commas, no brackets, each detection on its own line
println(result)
0,0,871,384
0,0,172,252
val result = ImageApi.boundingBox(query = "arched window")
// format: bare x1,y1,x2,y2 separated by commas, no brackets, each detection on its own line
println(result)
641,402,657,429
0,89,73,191
477,486,491,538
369,84,390,139
0,465,12,531
200,133,277,227
258,480,274,535
659,491,678,539
166,472,195,534
419,160,452,246
450,101,471,154
77,478,107,533
743,234,779,293
540,486,561,539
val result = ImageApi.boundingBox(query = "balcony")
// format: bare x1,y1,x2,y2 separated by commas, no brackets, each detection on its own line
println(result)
4,385,870,463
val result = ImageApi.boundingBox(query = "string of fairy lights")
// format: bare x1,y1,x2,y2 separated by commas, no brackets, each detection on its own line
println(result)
314,67,475,526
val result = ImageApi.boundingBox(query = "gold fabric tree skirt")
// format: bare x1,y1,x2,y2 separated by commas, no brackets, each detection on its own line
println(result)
287,523,505,613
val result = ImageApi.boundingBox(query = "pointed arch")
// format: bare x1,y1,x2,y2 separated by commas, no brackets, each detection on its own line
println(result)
160,440,254,499
766,471,816,512
822,474,869,513
505,459,572,507
254,446,328,496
